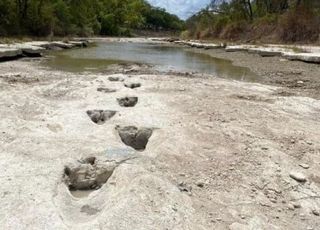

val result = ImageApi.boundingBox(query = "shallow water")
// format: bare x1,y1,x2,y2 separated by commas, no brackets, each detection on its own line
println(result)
43,42,258,82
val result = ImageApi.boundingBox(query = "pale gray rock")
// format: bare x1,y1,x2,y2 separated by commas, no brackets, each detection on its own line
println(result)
289,171,307,182
283,52,320,63
0,47,22,58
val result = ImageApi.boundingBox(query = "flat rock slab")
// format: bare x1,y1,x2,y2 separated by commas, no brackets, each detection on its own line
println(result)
69,41,88,47
189,42,205,48
225,45,252,52
174,41,188,45
24,41,54,49
51,41,75,49
289,171,307,182
25,41,87,50
0,47,22,58
173,40,223,49
0,44,44,57
248,48,286,57
108,76,124,82
14,44,45,56
283,52,320,64
202,43,224,49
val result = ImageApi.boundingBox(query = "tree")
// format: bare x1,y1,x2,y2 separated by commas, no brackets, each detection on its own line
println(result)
0,0,185,36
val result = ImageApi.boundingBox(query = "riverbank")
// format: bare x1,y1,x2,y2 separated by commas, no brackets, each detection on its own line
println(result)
1,41,320,229
190,47,320,99
154,38,320,99
0,40,89,60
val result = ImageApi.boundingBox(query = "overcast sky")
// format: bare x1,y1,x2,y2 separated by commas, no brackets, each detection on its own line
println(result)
147,0,211,20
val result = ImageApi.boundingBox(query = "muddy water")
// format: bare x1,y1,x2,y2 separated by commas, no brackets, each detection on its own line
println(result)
43,42,258,82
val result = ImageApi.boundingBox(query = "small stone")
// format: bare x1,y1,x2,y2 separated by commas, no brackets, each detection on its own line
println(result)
196,181,205,188
312,209,320,216
299,163,310,169
293,203,301,209
289,171,307,182
270,198,277,203
288,204,295,210
108,76,123,82
297,80,304,84
261,147,269,150
306,140,313,145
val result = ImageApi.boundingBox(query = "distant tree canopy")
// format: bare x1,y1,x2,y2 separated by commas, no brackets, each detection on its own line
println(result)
0,0,185,36
185,0,320,42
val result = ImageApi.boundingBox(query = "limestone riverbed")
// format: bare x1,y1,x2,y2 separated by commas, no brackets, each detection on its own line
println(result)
0,39,320,229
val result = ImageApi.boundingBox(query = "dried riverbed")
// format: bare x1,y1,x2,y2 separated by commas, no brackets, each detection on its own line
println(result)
188,47,320,99
0,39,320,229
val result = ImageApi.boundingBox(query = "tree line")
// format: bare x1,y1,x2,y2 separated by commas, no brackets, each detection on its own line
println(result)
185,0,320,42
0,0,185,37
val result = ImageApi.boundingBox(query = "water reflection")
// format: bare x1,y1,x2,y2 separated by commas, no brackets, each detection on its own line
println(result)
43,42,258,82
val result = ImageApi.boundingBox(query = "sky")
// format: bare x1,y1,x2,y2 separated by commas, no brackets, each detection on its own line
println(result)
147,0,211,20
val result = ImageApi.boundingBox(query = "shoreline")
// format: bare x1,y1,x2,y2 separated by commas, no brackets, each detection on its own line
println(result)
0,39,89,61
188,47,320,99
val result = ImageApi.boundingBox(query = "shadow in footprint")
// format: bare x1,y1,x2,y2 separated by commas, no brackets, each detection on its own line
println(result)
124,83,141,89
117,97,138,107
87,110,117,125
116,126,153,151
63,157,115,198
97,87,117,93
108,76,124,82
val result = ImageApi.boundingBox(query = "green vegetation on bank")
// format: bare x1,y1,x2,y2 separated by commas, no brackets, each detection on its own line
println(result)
0,0,185,37
185,0,320,43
